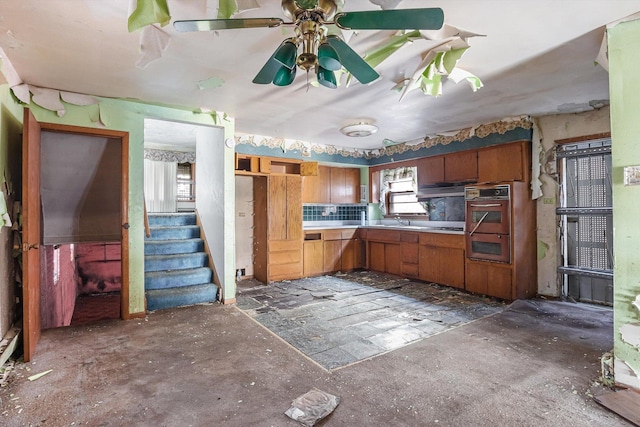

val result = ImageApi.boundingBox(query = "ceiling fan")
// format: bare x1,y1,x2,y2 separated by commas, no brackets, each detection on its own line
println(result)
174,0,444,88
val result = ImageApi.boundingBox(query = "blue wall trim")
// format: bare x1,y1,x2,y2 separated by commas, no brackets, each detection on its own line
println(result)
235,126,532,167
368,127,533,166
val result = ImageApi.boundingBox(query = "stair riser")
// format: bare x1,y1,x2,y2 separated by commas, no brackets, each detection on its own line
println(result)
147,214,197,227
146,285,218,311
145,269,213,290
144,240,204,256
147,227,201,240
145,254,208,272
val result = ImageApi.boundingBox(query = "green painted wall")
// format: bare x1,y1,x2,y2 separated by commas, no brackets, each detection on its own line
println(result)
609,18,640,387
0,88,235,315
0,85,23,336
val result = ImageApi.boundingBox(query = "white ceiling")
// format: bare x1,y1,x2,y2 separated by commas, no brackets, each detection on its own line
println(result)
1,1,639,150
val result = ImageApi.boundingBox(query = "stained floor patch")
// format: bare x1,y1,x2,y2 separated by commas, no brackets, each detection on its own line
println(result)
237,271,505,370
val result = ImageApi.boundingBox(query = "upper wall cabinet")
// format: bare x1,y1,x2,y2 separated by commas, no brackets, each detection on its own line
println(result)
416,156,444,186
477,142,525,182
444,150,478,182
303,166,360,204
235,154,318,176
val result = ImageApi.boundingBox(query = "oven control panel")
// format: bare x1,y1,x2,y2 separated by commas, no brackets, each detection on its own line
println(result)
465,184,510,200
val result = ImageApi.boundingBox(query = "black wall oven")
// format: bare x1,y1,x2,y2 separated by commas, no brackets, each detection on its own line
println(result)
465,184,511,263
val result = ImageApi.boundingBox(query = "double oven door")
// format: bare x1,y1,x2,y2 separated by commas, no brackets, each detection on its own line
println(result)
466,198,511,263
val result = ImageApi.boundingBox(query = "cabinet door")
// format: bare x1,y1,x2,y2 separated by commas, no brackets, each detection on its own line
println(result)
418,245,438,282
303,240,324,276
417,156,445,186
323,240,342,273
286,176,302,240
444,151,478,182
341,239,356,271
369,242,385,272
371,170,380,203
344,168,361,203
478,143,524,182
385,243,401,275
439,247,465,289
268,175,287,240
303,166,331,203
330,167,346,203
465,261,512,299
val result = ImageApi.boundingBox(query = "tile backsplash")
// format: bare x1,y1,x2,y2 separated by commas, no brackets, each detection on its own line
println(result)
303,204,367,222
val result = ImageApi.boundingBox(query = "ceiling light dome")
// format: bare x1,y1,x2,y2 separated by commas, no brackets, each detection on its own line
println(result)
340,123,378,137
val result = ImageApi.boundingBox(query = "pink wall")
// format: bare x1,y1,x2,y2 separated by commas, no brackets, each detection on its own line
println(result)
75,242,121,295
40,245,77,329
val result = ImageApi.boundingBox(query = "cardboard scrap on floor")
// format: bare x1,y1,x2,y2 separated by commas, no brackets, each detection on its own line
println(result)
284,388,340,427
595,388,640,426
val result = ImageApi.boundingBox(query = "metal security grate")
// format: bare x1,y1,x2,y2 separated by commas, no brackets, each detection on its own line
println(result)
557,139,613,305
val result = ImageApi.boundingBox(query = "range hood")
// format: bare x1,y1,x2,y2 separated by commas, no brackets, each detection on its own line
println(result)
416,184,466,200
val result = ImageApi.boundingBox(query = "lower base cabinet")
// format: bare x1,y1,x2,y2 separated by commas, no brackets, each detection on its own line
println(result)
303,240,323,277
465,260,513,300
418,246,465,289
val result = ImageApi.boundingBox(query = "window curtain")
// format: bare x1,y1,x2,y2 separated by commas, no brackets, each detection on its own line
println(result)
379,166,417,214
144,159,177,213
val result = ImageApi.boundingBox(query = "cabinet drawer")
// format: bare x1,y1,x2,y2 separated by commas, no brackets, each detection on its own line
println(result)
341,229,357,240
323,230,343,241
269,240,302,252
366,229,400,242
269,249,302,265
419,233,464,249
400,231,419,243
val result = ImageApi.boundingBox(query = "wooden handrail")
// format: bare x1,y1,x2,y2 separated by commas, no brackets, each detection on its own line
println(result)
143,198,151,238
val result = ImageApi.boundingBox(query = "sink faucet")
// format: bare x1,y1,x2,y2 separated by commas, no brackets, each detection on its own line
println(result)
394,216,411,226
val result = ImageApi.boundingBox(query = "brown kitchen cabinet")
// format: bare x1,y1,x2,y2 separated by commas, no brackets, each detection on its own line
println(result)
303,238,323,277
302,165,360,204
417,156,445,186
418,233,465,289
477,142,525,182
465,260,512,300
444,150,478,182
365,228,402,275
253,175,303,283
302,228,363,276
400,232,419,278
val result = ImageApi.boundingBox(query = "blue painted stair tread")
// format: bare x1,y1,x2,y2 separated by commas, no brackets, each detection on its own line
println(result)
144,213,217,311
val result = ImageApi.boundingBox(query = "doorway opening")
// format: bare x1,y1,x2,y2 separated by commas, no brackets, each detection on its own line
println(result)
39,129,125,328
557,137,613,305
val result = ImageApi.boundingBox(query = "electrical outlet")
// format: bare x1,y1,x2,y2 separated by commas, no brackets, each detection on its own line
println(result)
238,212,246,217
543,197,555,205
240,268,246,276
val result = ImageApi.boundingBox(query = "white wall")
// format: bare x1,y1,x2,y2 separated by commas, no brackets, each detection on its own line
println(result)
195,126,236,300
534,107,611,297
235,176,254,277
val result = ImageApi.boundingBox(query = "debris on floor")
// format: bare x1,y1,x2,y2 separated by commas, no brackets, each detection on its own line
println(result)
284,388,340,427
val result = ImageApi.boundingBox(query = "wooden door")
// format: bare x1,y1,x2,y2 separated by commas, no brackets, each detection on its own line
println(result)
369,242,385,272
323,240,342,273
22,109,42,362
384,243,401,275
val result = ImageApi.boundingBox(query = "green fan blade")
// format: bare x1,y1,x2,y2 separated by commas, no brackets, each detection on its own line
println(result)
326,36,379,84
335,8,444,30
174,17,283,32
253,41,290,84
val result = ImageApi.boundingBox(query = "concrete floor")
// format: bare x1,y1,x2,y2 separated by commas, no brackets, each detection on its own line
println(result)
0,277,630,426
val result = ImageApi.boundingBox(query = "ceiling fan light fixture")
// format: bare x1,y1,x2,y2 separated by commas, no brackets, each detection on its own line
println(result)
317,42,341,71
340,122,378,137
274,40,298,69
317,66,337,89
273,65,296,86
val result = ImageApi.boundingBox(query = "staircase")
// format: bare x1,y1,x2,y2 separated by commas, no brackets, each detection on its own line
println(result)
144,213,218,311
